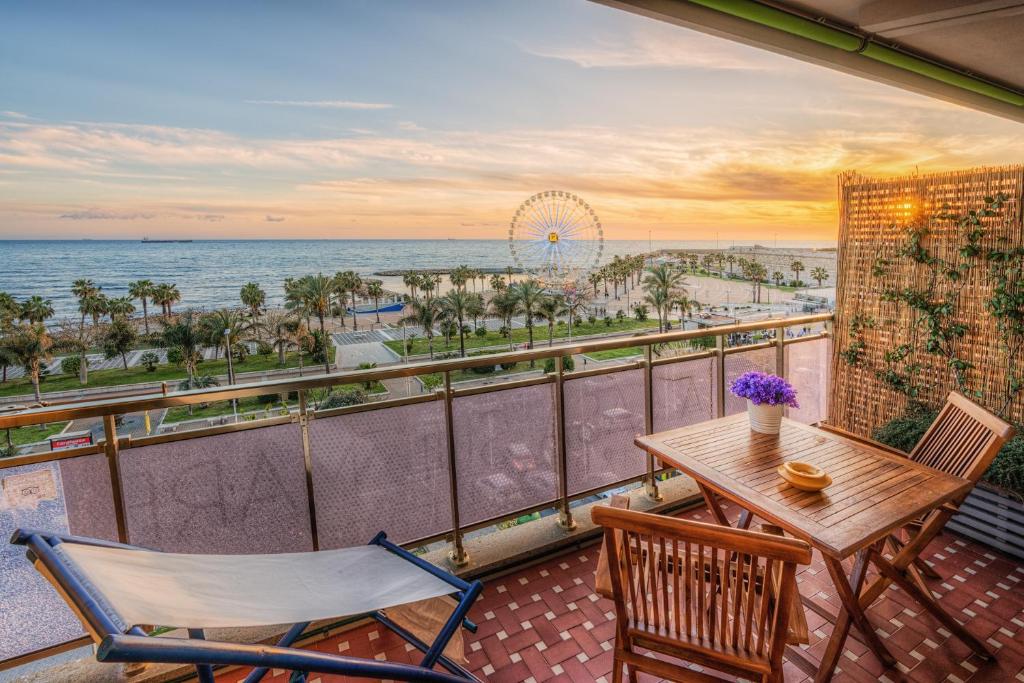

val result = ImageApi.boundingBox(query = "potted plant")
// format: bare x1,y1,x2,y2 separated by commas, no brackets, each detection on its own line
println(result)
730,371,799,434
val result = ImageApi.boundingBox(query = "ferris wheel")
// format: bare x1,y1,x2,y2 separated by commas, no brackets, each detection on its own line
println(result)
508,191,603,284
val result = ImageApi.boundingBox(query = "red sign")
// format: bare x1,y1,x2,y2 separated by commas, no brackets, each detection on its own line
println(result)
50,432,93,451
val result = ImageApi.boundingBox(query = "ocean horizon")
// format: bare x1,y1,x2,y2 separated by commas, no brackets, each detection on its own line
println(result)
1,238,837,320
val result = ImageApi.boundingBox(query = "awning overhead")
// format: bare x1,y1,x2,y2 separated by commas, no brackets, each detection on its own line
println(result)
594,0,1024,123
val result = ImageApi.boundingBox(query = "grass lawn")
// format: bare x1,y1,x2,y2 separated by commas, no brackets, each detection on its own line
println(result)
0,348,336,399
418,362,540,390
386,317,659,357
5,422,70,447
584,347,645,361
162,380,385,423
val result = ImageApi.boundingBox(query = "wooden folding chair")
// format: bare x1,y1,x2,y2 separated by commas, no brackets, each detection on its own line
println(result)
592,506,811,683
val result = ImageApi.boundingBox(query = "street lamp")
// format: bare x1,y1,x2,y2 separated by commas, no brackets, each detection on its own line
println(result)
224,328,238,422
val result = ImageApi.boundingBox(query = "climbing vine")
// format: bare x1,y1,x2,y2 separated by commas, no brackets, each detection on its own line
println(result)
841,192,1019,414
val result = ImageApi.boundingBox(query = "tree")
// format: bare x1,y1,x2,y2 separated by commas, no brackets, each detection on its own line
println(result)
364,279,384,323
71,279,99,333
293,274,334,373
203,309,250,377
400,297,443,359
128,280,154,335
642,263,687,332
20,296,54,324
772,271,785,287
261,310,297,366
0,327,18,383
512,279,545,364
489,273,507,292
587,271,602,298
488,290,521,352
726,254,736,275
790,260,805,286
402,271,420,300
746,261,767,303
535,294,567,346
811,267,829,287
439,289,473,357
107,296,135,320
102,318,137,370
9,323,72,402
163,311,204,411
240,282,266,325
152,283,181,317
335,270,363,330
449,265,471,292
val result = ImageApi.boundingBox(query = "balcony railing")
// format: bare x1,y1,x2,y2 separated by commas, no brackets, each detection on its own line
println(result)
0,312,832,671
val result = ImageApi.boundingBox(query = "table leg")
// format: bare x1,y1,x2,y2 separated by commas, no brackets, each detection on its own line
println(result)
814,547,895,682
698,483,730,526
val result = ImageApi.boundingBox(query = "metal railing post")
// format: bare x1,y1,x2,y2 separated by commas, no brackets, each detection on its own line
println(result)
554,355,576,530
297,390,320,551
442,371,469,566
715,334,726,418
102,414,129,543
642,345,661,501
775,325,787,378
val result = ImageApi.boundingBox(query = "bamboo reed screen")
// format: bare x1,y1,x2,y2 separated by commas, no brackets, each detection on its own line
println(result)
831,165,1024,436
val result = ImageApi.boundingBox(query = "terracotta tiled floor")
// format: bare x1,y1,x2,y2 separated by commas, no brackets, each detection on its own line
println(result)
217,502,1024,682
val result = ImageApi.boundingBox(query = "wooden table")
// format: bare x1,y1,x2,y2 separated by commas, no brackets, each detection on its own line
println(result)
636,414,974,682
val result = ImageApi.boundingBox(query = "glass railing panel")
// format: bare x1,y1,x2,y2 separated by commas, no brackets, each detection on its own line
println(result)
564,369,646,495
724,347,776,415
308,400,451,549
653,357,717,432
453,383,557,526
0,455,108,661
120,424,313,553
786,337,830,424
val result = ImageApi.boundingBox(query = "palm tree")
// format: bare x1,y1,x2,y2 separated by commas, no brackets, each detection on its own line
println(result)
9,323,72,402
107,296,135,320
449,265,471,292
402,271,420,300
335,271,363,330
152,283,180,318
295,274,334,373
535,294,567,346
364,280,384,323
811,267,829,287
587,271,602,298
512,279,545,363
489,273,507,292
0,292,18,327
466,292,485,330
772,271,785,287
563,288,590,340
203,309,250,379
726,254,736,275
439,289,473,357
0,327,18,383
400,297,443,359
20,296,54,324
489,290,521,352
80,292,108,327
71,279,98,332
240,282,266,326
790,260,805,286
747,261,767,303
128,280,154,335
162,310,204,409
642,264,687,332
261,309,296,366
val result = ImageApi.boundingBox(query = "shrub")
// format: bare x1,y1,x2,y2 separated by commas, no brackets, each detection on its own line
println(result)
616,310,626,321
603,317,613,327
257,393,283,404
690,335,716,350
166,347,184,366
474,326,488,338
500,360,518,370
420,374,443,391
874,407,1024,498
60,355,81,376
587,315,597,325
633,304,649,321
319,388,366,410
139,351,160,372
256,340,273,356
470,363,496,374
498,325,511,338
543,356,575,374
357,362,377,390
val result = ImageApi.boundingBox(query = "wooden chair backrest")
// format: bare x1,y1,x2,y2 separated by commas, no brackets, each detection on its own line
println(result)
592,506,811,675
910,392,1015,483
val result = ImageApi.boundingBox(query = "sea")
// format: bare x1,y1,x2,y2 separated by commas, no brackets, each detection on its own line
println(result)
0,239,836,320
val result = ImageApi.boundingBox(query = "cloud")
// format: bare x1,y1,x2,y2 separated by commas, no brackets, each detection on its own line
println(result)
0,111,28,119
522,25,775,71
265,214,285,222
397,121,423,131
60,209,156,220
244,100,394,110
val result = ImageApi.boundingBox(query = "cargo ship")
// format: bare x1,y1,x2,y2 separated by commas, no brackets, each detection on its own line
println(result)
142,237,193,243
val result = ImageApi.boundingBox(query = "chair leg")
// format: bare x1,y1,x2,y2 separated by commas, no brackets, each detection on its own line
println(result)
606,655,622,679
627,664,638,683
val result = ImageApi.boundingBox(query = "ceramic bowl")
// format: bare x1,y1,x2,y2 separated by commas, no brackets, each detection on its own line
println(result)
777,460,832,492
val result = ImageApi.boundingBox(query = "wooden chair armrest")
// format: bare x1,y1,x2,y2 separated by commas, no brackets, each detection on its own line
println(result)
818,423,910,458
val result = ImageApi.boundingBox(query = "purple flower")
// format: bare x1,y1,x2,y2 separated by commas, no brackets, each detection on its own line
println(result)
729,371,799,408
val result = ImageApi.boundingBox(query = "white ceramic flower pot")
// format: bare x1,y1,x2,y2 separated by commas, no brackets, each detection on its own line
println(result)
747,401,783,434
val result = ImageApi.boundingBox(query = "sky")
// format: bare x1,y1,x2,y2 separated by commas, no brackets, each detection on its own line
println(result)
1,0,1022,242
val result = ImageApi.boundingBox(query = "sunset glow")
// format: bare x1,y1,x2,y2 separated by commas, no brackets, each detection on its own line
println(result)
2,0,1022,241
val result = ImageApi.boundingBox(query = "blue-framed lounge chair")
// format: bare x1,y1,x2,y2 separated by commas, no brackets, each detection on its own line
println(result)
10,529,482,682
